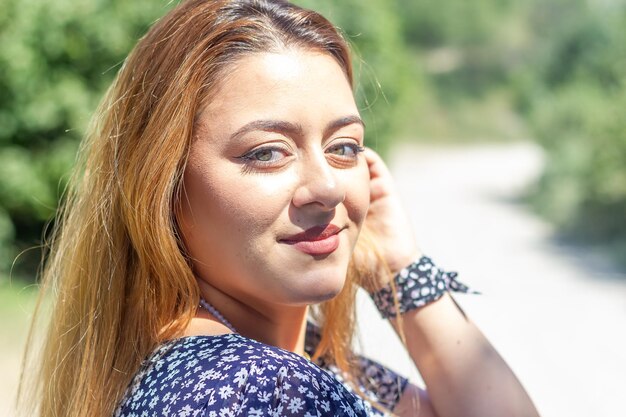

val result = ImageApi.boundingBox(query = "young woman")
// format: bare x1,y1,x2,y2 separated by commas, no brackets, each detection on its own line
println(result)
19,1,540,416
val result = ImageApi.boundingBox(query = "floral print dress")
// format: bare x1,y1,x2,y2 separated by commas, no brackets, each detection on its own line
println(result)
115,328,408,417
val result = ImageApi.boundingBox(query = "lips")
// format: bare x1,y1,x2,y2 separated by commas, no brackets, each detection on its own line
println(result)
280,224,342,255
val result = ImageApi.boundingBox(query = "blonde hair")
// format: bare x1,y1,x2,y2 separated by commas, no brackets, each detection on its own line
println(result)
19,1,391,416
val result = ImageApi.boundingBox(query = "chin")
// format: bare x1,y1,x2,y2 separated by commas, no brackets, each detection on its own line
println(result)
305,286,344,304
286,267,347,305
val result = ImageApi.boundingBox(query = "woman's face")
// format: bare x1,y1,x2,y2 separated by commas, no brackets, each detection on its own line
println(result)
178,49,369,309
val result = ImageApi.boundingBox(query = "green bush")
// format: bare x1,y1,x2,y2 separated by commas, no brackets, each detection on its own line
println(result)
0,0,174,279
520,1,626,264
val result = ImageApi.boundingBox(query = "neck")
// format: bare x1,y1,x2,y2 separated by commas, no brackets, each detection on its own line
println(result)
191,279,309,355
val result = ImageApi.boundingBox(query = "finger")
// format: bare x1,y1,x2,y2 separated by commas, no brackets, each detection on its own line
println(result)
363,148,391,182
363,147,392,181
364,148,394,200
363,147,384,178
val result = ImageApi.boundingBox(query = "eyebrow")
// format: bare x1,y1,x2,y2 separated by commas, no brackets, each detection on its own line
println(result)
324,115,366,137
229,115,365,142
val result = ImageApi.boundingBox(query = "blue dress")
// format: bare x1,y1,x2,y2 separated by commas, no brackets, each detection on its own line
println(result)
114,329,408,417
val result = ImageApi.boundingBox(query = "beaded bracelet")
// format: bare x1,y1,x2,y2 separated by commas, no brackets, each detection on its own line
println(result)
370,256,478,319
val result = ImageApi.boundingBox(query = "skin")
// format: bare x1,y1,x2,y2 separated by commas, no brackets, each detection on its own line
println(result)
178,49,369,353
178,48,540,417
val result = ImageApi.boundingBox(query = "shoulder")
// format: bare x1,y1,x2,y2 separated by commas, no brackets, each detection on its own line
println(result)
115,334,374,416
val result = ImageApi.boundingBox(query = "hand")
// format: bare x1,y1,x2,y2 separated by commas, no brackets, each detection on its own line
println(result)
360,148,421,289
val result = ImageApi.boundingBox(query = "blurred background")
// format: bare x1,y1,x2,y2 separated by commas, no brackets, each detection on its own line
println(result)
1,0,625,415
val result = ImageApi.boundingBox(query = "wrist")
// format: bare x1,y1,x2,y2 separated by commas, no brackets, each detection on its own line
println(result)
369,255,477,319
386,249,423,278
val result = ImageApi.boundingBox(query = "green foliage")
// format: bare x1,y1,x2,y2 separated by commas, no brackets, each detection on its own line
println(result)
394,0,531,140
519,0,626,263
0,0,174,278
0,208,15,273
0,278,39,351
399,0,515,47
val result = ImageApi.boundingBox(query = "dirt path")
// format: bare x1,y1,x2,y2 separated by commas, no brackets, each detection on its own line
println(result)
355,141,626,417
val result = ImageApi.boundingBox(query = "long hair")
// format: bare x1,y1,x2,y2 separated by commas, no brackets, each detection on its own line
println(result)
19,1,388,416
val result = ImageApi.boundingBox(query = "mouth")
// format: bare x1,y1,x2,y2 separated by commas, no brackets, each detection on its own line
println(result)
280,224,343,256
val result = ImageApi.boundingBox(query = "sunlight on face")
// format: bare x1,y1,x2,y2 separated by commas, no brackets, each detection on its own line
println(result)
178,49,370,309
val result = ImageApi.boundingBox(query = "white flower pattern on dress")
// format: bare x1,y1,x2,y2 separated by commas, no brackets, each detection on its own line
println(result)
115,331,407,417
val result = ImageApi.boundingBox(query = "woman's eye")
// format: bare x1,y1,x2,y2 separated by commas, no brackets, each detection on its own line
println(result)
326,142,364,158
239,146,290,165
251,148,277,162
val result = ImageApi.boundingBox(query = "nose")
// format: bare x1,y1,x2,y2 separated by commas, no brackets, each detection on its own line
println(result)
291,152,345,210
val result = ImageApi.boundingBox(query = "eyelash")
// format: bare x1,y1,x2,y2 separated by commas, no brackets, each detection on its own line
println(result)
326,142,365,159
238,146,290,166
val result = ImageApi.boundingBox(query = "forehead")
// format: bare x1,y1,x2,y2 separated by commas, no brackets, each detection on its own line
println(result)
218,48,351,93
196,49,357,134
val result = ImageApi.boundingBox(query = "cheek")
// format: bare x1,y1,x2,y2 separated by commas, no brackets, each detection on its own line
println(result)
181,163,299,241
